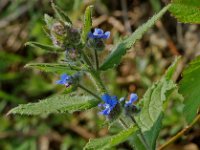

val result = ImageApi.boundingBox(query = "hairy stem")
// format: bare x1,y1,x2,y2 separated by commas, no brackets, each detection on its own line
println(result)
158,114,200,150
94,50,99,70
81,51,94,68
119,117,129,129
129,115,151,150
89,70,107,94
78,84,101,100
81,50,107,94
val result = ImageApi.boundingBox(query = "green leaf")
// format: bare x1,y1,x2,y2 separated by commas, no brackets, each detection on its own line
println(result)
179,56,200,123
164,56,181,81
25,41,63,52
44,14,55,29
100,5,170,70
25,63,80,74
169,0,200,23
132,58,179,149
51,3,72,26
136,79,176,131
84,125,138,150
81,5,93,44
132,114,163,150
8,94,100,115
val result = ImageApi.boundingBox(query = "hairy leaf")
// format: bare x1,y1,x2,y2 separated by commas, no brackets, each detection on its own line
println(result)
100,5,170,70
169,0,200,23
8,95,100,115
132,114,163,150
25,63,80,74
164,56,181,81
81,5,93,44
136,79,176,131
25,42,63,52
132,57,179,149
44,14,55,29
84,125,137,150
179,56,200,123
51,3,72,26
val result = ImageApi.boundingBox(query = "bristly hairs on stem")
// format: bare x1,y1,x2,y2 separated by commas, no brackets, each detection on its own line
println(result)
129,115,152,150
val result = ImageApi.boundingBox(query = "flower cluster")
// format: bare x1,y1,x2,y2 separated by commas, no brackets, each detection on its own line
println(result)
56,73,80,88
88,28,110,39
56,74,72,87
87,28,110,51
98,93,138,118
98,94,118,116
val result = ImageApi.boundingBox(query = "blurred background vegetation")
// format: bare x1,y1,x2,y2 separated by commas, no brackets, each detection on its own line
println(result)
0,0,200,149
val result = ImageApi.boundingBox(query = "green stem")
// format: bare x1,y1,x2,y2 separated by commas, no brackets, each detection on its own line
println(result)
119,117,129,129
89,70,107,94
94,50,99,70
81,51,93,68
81,50,107,94
129,115,151,150
78,84,101,100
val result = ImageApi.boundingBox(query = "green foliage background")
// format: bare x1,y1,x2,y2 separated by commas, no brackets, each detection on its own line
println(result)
1,0,200,149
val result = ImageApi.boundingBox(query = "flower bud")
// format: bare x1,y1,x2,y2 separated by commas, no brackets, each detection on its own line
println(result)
107,103,121,121
67,28,81,44
50,21,67,48
87,39,105,51
125,105,141,116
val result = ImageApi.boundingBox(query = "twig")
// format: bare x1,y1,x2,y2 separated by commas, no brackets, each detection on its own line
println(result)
68,124,95,139
158,114,200,150
156,21,180,56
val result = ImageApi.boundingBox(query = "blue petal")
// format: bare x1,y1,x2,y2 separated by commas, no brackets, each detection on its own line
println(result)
101,94,112,104
102,31,110,39
94,28,103,35
93,34,104,39
99,108,111,116
111,96,118,106
98,103,104,108
130,93,138,103
88,32,95,38
125,93,138,107
56,80,65,85
60,74,69,80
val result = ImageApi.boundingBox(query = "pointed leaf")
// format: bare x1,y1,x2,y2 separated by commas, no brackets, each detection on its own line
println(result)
100,5,170,70
84,125,138,150
136,79,176,132
164,56,181,81
51,3,72,26
81,5,93,44
132,58,179,149
132,113,163,150
44,14,55,29
179,56,200,123
25,42,63,52
25,63,80,74
8,95,100,115
169,0,200,23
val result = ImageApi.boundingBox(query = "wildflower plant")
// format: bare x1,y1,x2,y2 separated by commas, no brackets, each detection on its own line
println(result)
9,1,200,150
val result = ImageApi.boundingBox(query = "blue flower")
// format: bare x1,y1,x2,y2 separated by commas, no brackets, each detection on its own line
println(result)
125,93,138,107
99,94,118,116
88,28,110,39
56,74,71,87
